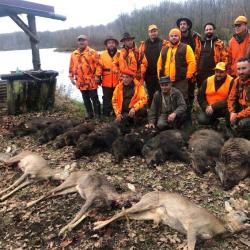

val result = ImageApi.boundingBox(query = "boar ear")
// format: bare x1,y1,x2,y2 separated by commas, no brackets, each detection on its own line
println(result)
127,183,136,192
225,201,233,212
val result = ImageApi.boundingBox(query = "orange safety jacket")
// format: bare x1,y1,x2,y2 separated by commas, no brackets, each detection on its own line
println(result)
196,39,228,67
69,47,99,91
113,47,147,81
228,31,250,76
228,77,250,119
206,75,233,105
112,79,148,116
96,50,120,88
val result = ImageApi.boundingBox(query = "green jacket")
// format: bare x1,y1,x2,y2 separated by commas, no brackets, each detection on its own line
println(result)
148,87,187,124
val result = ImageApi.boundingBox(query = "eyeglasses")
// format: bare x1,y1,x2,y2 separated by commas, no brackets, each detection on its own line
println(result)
160,83,171,86
234,23,244,28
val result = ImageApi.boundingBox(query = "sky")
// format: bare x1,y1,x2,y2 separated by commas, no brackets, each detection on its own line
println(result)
0,0,163,34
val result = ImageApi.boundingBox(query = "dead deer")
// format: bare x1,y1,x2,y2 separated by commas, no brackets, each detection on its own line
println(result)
0,151,71,201
27,170,141,236
94,191,250,250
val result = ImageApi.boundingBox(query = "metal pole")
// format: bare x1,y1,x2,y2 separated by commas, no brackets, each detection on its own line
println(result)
27,14,41,70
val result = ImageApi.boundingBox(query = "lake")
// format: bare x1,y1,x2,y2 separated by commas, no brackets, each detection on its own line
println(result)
0,48,103,102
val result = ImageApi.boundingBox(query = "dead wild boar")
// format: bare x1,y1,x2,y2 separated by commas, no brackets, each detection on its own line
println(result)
112,128,158,163
188,129,224,175
9,118,55,137
142,130,189,166
53,122,95,149
74,123,120,159
215,138,250,190
38,119,74,144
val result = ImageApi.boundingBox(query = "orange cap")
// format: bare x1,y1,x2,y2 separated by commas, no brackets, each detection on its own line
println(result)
169,28,181,37
120,69,136,77
234,16,248,24
148,24,158,31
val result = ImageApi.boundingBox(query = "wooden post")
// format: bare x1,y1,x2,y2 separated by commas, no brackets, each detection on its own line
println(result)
27,14,41,71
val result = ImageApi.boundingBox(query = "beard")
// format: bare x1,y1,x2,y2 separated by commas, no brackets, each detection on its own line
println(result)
108,47,117,55
205,33,213,39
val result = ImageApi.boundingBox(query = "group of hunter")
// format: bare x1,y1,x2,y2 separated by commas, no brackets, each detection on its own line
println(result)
69,15,250,138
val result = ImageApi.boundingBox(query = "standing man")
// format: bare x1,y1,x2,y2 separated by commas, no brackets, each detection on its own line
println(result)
176,17,201,124
96,36,120,116
114,32,147,83
228,57,250,138
196,23,228,88
69,35,100,119
197,62,234,129
228,16,250,77
157,28,196,125
139,24,166,106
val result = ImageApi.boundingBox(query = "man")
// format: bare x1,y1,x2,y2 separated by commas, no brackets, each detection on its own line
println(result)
196,23,228,88
95,36,120,116
146,76,187,130
176,17,201,124
112,69,148,123
228,57,250,138
197,62,234,128
157,28,196,124
69,35,100,119
228,16,250,77
114,32,147,83
139,24,166,105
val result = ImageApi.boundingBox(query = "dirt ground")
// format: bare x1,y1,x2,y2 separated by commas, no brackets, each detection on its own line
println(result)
0,107,249,250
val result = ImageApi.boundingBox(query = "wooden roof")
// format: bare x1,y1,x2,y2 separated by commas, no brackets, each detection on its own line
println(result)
0,0,66,21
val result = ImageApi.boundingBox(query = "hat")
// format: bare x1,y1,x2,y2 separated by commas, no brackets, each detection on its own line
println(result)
77,35,88,40
214,62,226,71
169,28,181,37
120,32,135,42
159,76,172,84
234,15,248,24
148,24,158,31
176,17,193,30
104,36,119,46
120,69,136,77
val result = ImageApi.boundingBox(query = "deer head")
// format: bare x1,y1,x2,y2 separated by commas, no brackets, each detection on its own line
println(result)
224,198,250,233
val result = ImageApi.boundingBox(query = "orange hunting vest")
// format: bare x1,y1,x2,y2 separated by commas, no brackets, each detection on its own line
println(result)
206,75,233,105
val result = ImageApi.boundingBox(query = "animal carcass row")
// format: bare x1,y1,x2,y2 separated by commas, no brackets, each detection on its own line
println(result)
142,130,189,166
215,138,250,190
188,129,224,175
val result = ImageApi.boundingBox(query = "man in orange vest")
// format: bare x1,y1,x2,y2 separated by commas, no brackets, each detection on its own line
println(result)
228,16,250,77
114,32,147,83
228,56,250,138
112,69,148,124
95,36,120,116
69,35,100,119
197,62,234,128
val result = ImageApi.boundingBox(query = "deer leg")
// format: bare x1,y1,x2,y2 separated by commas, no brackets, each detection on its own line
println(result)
94,199,157,230
0,173,28,196
27,185,76,208
59,193,97,236
0,178,33,201
187,224,197,250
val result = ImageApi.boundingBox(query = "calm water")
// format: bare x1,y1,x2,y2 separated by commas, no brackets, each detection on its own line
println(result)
0,48,102,102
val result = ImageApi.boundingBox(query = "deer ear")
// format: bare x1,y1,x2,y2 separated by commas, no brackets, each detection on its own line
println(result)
225,201,233,212
127,183,136,192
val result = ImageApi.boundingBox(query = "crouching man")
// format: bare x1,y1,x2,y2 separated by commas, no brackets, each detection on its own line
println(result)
112,69,148,124
197,62,234,129
228,56,250,138
146,76,187,130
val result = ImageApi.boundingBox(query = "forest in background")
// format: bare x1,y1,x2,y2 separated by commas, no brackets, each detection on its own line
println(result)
0,0,249,51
